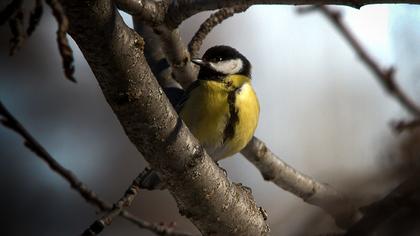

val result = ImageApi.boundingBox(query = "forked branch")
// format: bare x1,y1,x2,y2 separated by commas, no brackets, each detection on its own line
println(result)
60,0,269,234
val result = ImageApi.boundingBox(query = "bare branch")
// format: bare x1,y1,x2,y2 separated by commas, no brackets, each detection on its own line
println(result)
0,101,107,210
0,0,22,26
154,25,197,88
8,4,25,55
121,211,194,236
188,5,250,58
130,1,360,230
60,1,269,234
242,137,361,228
0,100,192,236
27,0,43,36
133,18,177,88
45,0,76,82
345,173,420,236
149,2,361,228
120,2,196,88
115,0,420,30
82,171,146,236
1,0,75,81
314,6,420,116
115,0,169,24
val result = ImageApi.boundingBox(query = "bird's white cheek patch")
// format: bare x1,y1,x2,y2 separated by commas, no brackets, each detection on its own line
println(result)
210,59,243,74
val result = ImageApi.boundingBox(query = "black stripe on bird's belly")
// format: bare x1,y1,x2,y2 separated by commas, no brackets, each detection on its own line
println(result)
223,87,241,143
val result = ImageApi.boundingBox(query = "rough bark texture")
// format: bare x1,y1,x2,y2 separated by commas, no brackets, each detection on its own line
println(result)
133,19,176,88
60,1,269,235
154,25,197,88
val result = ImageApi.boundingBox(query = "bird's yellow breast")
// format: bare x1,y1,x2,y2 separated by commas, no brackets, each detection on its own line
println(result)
180,75,259,160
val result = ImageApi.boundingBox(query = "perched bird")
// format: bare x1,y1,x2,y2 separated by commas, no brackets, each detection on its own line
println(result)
180,45,260,161
141,45,259,189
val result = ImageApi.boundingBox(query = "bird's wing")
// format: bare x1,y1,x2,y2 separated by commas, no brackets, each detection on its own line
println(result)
162,80,200,112
163,87,185,107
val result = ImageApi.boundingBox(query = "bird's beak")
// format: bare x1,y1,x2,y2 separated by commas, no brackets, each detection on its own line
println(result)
191,58,209,68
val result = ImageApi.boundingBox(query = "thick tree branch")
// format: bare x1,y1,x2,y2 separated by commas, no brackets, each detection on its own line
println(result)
182,4,360,228
0,101,189,236
132,1,361,229
115,0,420,30
316,6,420,116
153,25,197,88
59,0,269,235
118,2,197,89
242,137,361,228
132,18,177,88
115,0,169,25
188,5,250,58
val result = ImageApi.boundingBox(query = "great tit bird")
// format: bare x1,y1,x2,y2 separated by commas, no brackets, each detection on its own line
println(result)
140,45,259,189
180,45,260,161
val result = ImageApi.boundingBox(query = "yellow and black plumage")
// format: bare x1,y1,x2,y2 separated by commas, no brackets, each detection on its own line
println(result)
140,46,259,189
179,45,260,161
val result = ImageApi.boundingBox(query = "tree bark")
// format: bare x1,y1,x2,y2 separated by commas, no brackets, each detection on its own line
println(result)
59,0,269,235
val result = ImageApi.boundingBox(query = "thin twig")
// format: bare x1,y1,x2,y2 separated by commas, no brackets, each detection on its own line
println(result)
0,101,107,210
392,118,420,133
8,5,26,56
188,5,250,58
122,212,193,236
27,0,43,36
314,5,420,116
82,171,146,236
1,0,74,81
45,0,76,82
0,101,192,236
241,137,361,228
0,0,22,26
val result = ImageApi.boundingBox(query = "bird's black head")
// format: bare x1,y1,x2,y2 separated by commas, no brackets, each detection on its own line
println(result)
192,45,251,80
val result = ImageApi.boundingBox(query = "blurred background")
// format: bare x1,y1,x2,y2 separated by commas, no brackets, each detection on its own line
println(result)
1,3,420,235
